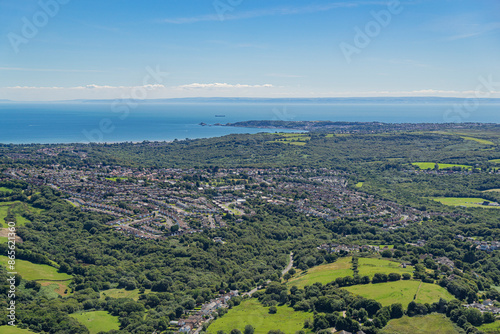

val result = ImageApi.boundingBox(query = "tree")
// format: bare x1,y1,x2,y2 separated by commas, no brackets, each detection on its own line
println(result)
381,250,392,258
465,308,483,327
390,303,404,319
388,273,401,281
269,306,277,314
483,312,496,324
244,325,254,334
230,330,242,334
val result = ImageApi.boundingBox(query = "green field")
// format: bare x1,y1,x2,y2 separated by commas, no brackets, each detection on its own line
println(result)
269,134,311,146
381,314,459,334
101,288,151,301
70,311,120,334
460,136,495,145
484,189,500,192
357,258,413,278
0,255,72,295
0,201,42,227
287,257,353,288
412,162,472,170
207,299,312,334
355,182,364,188
0,187,13,193
0,326,36,334
288,257,412,288
344,280,454,307
478,320,500,334
431,197,500,209
490,159,500,164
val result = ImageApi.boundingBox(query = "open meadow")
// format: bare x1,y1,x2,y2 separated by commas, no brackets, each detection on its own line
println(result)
381,314,459,334
431,197,500,209
287,257,353,288
478,321,500,334
0,201,42,227
0,326,36,334
0,255,72,295
70,311,120,334
412,162,473,170
100,288,152,301
343,280,454,307
357,257,413,278
207,299,312,334
288,257,413,288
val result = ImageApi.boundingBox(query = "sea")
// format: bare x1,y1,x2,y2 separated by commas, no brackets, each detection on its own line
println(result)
0,102,499,144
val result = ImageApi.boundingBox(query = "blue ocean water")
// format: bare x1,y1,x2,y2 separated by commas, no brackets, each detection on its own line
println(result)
0,102,499,144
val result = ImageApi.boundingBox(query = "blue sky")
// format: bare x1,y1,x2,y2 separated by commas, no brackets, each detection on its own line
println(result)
0,0,499,101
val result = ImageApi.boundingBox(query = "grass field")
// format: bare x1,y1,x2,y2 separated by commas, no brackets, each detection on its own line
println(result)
269,134,310,146
483,189,500,192
101,288,151,301
381,314,459,334
460,136,495,145
355,182,364,188
490,159,500,164
412,162,473,170
0,326,36,334
0,201,42,227
431,197,500,209
0,255,72,295
0,187,13,193
70,311,120,334
207,299,312,334
344,280,454,307
287,257,353,288
357,258,413,278
478,320,500,334
288,257,412,288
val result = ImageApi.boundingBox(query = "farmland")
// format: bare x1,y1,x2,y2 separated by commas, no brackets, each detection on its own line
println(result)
431,197,500,209
207,299,312,334
70,311,120,334
381,314,459,334
343,280,454,307
287,257,353,288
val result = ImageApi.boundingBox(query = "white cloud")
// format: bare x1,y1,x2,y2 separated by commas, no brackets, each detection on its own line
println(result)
178,83,273,89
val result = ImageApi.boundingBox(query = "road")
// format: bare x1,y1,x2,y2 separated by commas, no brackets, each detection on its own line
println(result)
244,251,293,297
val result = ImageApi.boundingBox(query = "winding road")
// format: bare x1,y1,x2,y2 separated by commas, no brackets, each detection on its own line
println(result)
244,251,294,297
